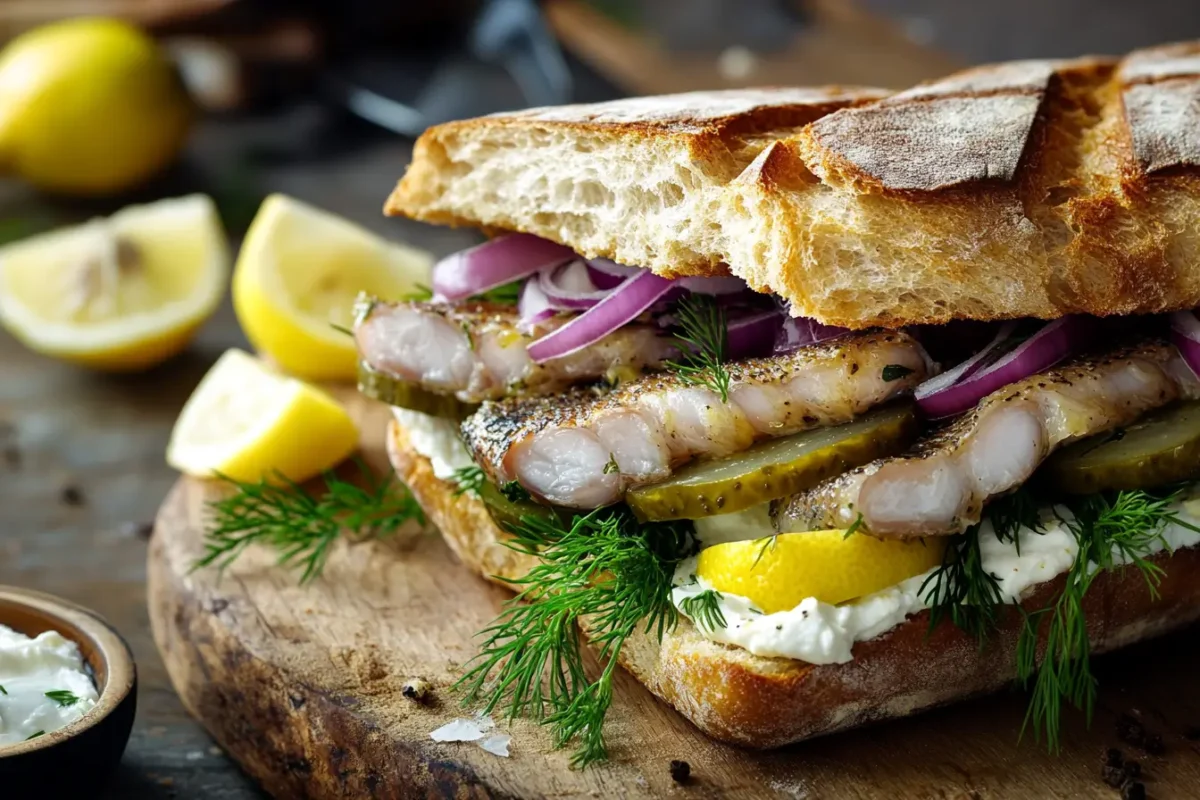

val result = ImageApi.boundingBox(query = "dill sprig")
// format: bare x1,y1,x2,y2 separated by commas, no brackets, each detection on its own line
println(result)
457,506,695,767
679,589,727,632
988,488,1045,554
451,465,486,497
665,294,731,402
399,283,434,302
1017,487,1199,750
472,279,523,305
919,523,1005,646
44,690,80,707
194,461,425,583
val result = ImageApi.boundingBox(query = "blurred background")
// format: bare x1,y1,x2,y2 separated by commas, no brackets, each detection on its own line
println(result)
2,1,1200,797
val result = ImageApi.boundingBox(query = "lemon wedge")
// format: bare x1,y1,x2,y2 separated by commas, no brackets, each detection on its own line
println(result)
232,194,432,381
697,530,946,613
167,349,359,483
0,194,227,371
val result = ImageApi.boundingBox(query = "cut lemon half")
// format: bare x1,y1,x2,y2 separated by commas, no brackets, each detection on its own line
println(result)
232,194,432,381
697,530,947,613
0,194,227,371
167,348,359,483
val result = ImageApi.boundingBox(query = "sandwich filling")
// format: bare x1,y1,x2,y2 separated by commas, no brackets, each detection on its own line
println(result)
360,230,1200,764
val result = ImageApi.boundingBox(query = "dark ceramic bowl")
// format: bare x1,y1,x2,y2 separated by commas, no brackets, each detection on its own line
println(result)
0,586,137,795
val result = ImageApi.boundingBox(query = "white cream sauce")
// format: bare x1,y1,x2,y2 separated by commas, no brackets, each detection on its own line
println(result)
676,498,1200,665
392,407,474,480
0,624,99,747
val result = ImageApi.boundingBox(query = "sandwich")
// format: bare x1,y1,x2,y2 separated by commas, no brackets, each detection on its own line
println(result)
353,41,1200,765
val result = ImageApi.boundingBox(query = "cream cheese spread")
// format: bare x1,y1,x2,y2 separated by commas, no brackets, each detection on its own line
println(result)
392,407,474,480
0,624,99,746
675,498,1200,665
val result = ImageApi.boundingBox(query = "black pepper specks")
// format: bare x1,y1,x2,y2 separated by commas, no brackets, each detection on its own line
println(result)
402,678,432,702
669,760,690,783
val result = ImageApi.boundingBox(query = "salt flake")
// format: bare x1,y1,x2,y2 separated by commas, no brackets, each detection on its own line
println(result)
430,718,487,743
478,733,512,757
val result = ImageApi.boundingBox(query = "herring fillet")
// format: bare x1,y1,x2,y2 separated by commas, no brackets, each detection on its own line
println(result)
355,300,676,403
773,339,1200,538
461,331,933,509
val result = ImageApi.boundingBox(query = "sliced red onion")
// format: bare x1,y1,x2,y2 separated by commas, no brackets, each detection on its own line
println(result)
432,234,575,302
916,317,1091,419
538,260,610,309
586,258,640,287
773,316,850,354
914,321,1019,401
1170,311,1200,378
518,276,556,331
727,309,785,360
677,275,752,295
527,271,675,363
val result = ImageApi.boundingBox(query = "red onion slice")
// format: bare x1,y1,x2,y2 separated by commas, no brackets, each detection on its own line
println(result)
916,317,1091,419
914,321,1019,401
677,275,752,295
538,260,611,309
774,315,850,354
518,276,556,332
587,258,640,285
1170,311,1200,378
432,234,575,302
527,270,675,363
727,308,785,360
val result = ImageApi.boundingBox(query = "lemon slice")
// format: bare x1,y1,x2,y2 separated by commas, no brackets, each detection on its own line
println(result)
697,530,947,613
0,194,227,371
232,194,432,381
167,349,359,483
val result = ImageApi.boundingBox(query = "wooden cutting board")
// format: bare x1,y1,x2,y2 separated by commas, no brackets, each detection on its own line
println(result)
148,388,1200,799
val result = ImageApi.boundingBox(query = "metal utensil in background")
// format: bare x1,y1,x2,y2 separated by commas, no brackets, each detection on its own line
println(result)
324,0,575,138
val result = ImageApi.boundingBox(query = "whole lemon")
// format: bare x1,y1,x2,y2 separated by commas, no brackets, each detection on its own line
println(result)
0,18,193,195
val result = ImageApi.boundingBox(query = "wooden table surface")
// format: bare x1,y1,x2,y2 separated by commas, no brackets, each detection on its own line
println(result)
5,4,1200,798
0,113,483,799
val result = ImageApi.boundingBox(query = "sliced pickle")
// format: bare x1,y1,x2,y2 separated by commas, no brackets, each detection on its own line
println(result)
477,480,564,532
627,403,919,522
357,360,478,420
1041,401,1200,494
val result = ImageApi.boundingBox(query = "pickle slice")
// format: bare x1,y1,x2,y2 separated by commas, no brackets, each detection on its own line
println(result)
627,403,919,522
357,360,478,420
478,480,564,532
1041,401,1200,494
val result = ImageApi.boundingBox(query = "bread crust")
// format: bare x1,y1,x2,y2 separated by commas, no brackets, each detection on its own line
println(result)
386,419,1200,749
386,43,1200,328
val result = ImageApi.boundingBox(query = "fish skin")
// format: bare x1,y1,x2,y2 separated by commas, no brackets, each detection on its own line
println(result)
354,299,675,403
462,331,933,508
774,339,1200,538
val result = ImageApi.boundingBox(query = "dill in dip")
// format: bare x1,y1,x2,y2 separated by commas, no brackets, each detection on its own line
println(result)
0,624,99,746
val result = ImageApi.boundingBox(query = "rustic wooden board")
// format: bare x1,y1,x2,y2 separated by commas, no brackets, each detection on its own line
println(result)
148,388,1200,799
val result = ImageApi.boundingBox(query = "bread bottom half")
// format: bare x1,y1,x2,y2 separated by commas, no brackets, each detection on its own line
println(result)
385,419,1200,749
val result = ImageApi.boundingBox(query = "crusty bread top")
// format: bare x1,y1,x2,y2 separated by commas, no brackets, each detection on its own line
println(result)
387,42,1200,327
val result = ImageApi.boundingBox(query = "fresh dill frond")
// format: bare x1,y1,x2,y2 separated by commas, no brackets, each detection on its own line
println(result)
472,279,523,305
44,690,80,707
451,465,486,497
1017,487,1195,750
919,523,1005,647
399,283,434,302
881,364,914,382
843,513,865,539
751,534,778,569
665,294,731,403
500,480,532,503
194,461,425,583
329,322,354,337
988,487,1044,555
457,506,695,768
679,589,727,632
602,454,620,475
